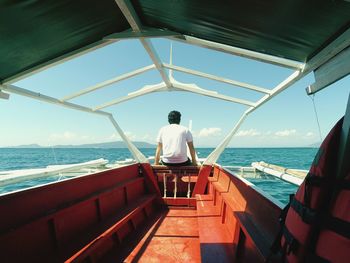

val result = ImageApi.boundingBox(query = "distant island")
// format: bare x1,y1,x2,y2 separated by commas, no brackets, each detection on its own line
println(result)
3,141,156,149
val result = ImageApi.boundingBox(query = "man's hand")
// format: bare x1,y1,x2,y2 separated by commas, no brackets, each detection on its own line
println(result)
154,143,162,165
187,141,198,166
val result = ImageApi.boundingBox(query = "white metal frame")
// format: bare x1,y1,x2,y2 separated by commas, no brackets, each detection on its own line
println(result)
1,0,349,165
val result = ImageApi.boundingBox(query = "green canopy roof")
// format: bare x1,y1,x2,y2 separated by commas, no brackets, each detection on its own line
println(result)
1,0,350,83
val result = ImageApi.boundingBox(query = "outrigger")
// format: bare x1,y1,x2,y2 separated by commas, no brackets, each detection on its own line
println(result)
0,1,349,262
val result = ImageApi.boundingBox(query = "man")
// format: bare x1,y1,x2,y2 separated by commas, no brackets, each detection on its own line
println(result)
154,110,198,166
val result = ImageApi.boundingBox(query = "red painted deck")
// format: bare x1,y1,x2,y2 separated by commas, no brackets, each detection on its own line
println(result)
124,208,201,262
0,163,283,262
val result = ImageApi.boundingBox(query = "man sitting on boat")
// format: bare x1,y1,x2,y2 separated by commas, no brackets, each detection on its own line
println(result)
154,110,198,166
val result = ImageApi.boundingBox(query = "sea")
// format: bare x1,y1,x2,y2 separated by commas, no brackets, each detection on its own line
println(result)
0,147,318,205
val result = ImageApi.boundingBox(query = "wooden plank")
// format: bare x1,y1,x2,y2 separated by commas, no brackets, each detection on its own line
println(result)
192,165,212,196
308,46,350,95
196,194,235,263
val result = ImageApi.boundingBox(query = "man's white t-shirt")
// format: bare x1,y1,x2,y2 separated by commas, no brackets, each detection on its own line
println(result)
157,124,193,163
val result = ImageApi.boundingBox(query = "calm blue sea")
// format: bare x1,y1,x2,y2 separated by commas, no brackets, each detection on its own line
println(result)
0,148,318,205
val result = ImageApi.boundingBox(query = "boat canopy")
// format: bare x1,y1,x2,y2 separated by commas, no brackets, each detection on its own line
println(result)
0,0,350,164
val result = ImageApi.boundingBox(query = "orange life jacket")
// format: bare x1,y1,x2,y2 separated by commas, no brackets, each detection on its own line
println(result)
272,117,349,263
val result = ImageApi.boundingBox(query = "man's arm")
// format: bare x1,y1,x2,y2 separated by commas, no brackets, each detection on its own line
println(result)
187,141,198,166
154,142,162,165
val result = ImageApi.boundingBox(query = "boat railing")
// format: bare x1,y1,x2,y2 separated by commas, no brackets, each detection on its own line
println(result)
152,165,200,199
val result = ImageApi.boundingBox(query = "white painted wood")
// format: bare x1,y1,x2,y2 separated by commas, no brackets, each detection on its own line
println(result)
203,112,249,165
114,0,172,87
304,28,350,75
3,40,115,85
61,64,155,101
0,159,109,187
114,0,142,30
93,82,166,110
252,162,303,186
307,46,350,95
108,115,149,163
104,28,181,40
246,70,301,114
1,84,110,117
169,35,305,70
0,90,10,100
169,43,173,79
141,39,172,87
172,81,256,107
163,63,271,94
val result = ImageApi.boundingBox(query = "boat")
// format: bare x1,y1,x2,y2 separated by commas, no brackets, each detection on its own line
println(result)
0,1,349,262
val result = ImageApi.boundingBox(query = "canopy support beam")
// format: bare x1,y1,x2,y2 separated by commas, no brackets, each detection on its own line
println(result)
93,82,166,110
163,63,271,94
114,0,172,87
0,84,148,163
203,69,302,165
3,40,116,85
169,35,305,70
104,28,181,40
203,112,249,165
172,81,256,107
0,90,10,100
61,64,155,102
307,46,350,95
108,115,149,163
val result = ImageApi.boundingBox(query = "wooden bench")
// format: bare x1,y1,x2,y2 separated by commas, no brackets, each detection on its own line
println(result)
65,194,157,262
233,211,272,262
196,194,235,263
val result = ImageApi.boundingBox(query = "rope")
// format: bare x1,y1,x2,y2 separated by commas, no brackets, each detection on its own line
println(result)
310,94,323,143
48,140,63,181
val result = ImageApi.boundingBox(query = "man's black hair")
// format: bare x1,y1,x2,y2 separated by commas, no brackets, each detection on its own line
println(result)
168,110,181,124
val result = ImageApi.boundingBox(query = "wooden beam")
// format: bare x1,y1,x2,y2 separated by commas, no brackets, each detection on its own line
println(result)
169,35,305,70
3,40,115,85
61,65,155,101
114,0,172,87
104,28,181,40
93,82,166,110
163,63,271,94
307,46,350,95
1,84,110,117
0,90,10,100
172,81,256,107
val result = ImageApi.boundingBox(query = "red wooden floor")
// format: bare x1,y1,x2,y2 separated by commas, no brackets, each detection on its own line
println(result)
124,208,201,262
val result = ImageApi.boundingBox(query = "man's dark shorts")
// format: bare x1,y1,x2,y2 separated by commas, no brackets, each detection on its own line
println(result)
160,158,193,166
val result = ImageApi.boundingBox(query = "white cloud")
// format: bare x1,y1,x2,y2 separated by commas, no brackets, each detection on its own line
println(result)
275,129,297,137
47,131,94,145
235,129,261,137
109,133,121,140
49,131,77,140
125,131,136,140
198,127,222,138
306,132,314,137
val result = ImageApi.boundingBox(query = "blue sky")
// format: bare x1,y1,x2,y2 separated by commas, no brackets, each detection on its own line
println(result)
1,39,349,147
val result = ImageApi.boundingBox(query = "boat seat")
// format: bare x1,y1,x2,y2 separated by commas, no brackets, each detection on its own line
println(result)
233,211,273,262
65,194,156,262
196,194,235,263
208,168,220,182
211,170,230,193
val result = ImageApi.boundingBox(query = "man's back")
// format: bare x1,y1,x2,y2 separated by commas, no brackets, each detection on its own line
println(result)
157,124,192,163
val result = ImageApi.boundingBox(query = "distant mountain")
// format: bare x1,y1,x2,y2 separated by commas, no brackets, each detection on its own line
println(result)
8,143,42,148
4,141,156,149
